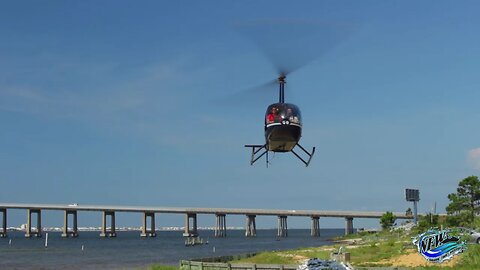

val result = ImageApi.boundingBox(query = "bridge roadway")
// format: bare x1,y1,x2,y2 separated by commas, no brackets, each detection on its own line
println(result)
0,203,413,239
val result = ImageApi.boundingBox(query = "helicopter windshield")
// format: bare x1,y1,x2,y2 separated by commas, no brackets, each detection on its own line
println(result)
265,103,302,126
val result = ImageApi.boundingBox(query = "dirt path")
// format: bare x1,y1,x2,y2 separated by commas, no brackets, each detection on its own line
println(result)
378,250,461,268
278,253,309,263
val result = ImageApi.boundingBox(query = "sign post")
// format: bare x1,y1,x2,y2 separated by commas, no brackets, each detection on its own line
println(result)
406,189,420,224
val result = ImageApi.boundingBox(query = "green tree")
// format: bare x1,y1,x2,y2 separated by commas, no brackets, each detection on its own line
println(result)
380,211,397,230
446,175,480,225
418,212,439,231
445,213,465,227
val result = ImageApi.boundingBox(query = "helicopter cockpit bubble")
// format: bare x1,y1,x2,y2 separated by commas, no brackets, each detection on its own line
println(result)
265,103,302,127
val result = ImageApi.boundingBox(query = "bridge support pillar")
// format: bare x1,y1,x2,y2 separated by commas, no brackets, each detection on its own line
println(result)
25,209,42,238
183,213,198,237
277,215,288,237
311,216,320,237
345,217,354,235
0,208,6,238
62,210,78,237
245,215,256,237
141,212,156,237
100,211,116,237
215,214,226,237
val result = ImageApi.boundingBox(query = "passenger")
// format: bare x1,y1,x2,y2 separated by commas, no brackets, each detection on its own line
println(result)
286,108,299,123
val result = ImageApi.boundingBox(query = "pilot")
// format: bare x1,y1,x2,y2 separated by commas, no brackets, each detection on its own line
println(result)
266,107,278,124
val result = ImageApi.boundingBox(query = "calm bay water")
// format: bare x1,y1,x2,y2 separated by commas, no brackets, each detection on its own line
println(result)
0,229,344,270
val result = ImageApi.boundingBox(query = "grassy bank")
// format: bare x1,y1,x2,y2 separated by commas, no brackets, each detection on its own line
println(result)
230,231,410,266
230,230,480,269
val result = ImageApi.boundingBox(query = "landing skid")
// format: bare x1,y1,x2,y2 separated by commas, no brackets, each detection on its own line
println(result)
291,144,316,167
244,144,269,167
244,144,315,167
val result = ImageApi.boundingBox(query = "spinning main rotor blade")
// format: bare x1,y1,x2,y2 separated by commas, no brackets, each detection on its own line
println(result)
214,79,277,109
217,20,355,107
235,19,355,76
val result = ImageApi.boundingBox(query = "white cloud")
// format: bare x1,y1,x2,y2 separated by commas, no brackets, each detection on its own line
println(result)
468,148,480,170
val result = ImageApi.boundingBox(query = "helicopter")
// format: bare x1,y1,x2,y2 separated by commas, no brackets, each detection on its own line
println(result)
245,73,315,167
237,20,353,167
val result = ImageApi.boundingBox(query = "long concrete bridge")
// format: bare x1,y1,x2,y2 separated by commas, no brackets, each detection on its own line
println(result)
0,203,413,239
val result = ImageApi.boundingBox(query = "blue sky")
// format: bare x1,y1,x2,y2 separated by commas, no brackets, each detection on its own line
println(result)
1,1,480,229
